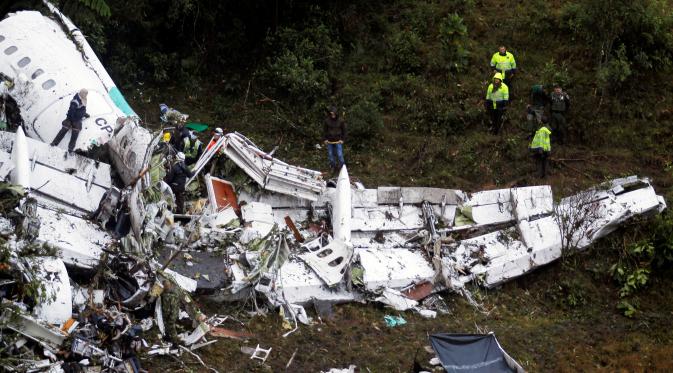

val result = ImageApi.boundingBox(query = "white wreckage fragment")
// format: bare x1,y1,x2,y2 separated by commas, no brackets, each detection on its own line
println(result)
300,166,353,286
235,172,664,311
0,130,113,215
191,132,325,201
29,257,72,325
36,206,112,269
0,9,134,151
9,126,29,189
446,178,666,288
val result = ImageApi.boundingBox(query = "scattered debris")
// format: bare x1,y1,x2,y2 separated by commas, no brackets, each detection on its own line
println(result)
0,3,667,372
384,315,407,328
241,344,272,363
321,364,358,373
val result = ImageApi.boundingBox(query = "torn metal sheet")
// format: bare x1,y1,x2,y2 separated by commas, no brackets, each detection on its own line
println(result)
30,257,72,325
377,187,465,205
511,186,553,221
358,248,436,291
0,130,113,214
241,202,275,238
222,133,325,201
299,238,353,286
374,287,418,311
106,122,158,186
299,166,353,286
2,309,66,349
35,207,111,269
462,189,514,225
0,150,14,179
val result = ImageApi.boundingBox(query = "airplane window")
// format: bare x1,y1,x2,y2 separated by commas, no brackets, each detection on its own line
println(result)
17,57,31,67
4,46,17,55
42,79,56,89
31,69,44,80
0,35,5,43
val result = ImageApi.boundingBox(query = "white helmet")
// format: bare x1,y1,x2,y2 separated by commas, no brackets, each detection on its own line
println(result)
176,152,185,161
215,127,223,135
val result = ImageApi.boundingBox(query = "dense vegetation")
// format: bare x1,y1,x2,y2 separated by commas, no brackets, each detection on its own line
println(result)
2,0,673,370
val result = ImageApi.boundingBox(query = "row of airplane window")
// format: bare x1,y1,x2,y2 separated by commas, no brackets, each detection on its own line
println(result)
1,34,55,90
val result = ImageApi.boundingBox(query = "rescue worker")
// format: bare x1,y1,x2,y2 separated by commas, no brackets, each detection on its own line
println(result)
485,73,509,134
529,124,552,178
161,280,180,345
160,104,190,150
490,46,517,93
206,127,224,153
164,152,194,214
549,84,571,144
323,106,346,173
182,131,203,166
51,88,90,152
527,84,549,137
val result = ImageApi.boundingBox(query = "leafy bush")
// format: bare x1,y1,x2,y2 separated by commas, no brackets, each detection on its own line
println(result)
610,212,673,316
541,59,571,88
437,14,470,72
596,44,632,90
345,100,384,149
387,29,424,73
265,51,329,103
259,24,342,106
561,0,673,88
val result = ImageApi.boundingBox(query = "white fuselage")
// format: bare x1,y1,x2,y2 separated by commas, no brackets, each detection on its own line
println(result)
0,10,134,151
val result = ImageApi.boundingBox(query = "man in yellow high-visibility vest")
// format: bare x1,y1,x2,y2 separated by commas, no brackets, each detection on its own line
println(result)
490,46,517,94
529,124,552,178
484,73,509,134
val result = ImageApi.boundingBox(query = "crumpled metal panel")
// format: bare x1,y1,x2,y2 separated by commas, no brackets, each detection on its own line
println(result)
35,206,112,269
359,248,435,291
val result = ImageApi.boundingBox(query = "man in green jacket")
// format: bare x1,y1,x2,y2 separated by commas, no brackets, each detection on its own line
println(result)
549,84,571,144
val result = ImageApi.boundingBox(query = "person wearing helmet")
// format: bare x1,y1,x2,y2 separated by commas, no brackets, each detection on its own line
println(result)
323,106,346,173
490,46,517,93
164,152,194,214
206,127,224,153
182,131,203,166
51,88,90,152
485,73,510,134
160,103,190,150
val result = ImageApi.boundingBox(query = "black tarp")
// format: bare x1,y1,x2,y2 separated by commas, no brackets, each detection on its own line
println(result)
429,333,524,373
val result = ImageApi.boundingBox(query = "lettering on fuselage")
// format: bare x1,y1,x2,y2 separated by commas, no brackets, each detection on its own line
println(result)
95,117,113,133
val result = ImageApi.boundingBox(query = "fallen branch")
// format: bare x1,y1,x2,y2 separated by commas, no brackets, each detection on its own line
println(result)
179,345,220,373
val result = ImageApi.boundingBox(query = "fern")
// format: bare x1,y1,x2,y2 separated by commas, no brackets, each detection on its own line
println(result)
78,0,111,17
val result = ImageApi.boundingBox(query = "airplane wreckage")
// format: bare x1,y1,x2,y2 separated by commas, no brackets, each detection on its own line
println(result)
0,3,667,372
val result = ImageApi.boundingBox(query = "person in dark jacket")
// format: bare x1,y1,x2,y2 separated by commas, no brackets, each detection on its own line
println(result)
51,89,89,152
164,152,194,214
549,84,570,144
170,123,190,151
323,106,346,173
526,84,549,137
